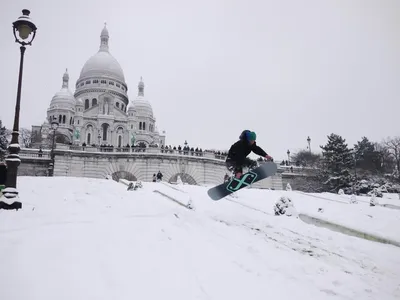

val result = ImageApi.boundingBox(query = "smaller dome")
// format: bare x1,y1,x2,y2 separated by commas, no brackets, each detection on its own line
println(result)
50,69,75,108
131,77,153,117
132,98,153,117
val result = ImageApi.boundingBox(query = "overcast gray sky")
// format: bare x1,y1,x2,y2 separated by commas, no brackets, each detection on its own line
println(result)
1,0,399,160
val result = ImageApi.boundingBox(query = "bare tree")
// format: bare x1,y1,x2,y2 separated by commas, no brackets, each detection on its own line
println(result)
382,136,400,180
0,120,8,160
19,128,32,148
291,150,321,167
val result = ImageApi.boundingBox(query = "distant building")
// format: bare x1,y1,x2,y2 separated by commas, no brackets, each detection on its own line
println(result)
32,24,166,148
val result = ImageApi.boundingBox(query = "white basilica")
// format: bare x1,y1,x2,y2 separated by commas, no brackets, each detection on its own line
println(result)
32,25,166,148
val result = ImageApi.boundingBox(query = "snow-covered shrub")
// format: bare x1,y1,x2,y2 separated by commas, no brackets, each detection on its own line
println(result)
187,198,194,209
286,183,292,191
379,185,388,193
127,181,143,191
127,182,134,191
350,194,358,204
135,181,143,189
338,189,344,195
318,208,324,213
349,178,400,195
367,188,382,198
370,194,379,207
274,196,297,216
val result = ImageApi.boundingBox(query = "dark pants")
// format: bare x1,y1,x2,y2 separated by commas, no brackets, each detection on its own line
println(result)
225,157,257,174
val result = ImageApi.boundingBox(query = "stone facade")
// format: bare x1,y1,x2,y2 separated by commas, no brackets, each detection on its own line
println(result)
48,148,283,189
32,24,165,148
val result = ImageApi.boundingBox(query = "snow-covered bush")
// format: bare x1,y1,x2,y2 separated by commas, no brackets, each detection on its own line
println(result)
348,178,399,196
135,181,143,189
338,189,344,195
379,185,388,193
370,194,379,207
350,194,358,204
274,196,297,216
367,188,382,198
286,183,292,191
187,198,194,209
318,208,324,213
127,181,143,191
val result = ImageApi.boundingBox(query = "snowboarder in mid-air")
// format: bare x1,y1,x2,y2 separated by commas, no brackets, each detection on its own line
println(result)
225,130,273,178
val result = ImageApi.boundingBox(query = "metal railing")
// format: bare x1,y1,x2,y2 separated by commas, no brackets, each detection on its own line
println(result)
18,146,228,161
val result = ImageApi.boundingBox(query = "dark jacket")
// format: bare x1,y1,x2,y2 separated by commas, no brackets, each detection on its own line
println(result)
226,140,267,164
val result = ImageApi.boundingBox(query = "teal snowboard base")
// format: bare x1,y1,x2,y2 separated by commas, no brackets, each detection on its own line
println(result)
207,162,278,200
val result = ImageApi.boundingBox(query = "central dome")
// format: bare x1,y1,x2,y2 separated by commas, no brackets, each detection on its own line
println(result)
78,24,125,83
80,51,125,82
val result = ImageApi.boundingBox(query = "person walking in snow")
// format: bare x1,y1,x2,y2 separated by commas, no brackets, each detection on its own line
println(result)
156,171,163,182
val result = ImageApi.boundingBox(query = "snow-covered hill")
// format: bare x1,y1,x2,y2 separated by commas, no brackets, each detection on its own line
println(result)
1,177,399,300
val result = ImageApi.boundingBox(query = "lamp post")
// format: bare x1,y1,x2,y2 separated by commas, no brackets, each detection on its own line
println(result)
49,118,59,177
1,9,37,208
307,136,311,152
287,149,290,164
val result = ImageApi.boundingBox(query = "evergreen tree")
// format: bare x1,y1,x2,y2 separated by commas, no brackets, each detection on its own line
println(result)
320,133,354,192
354,136,381,173
0,120,8,160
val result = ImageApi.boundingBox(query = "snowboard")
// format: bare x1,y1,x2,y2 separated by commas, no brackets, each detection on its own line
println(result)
207,161,278,200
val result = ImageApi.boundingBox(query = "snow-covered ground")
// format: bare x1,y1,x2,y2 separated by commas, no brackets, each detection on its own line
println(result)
1,177,400,300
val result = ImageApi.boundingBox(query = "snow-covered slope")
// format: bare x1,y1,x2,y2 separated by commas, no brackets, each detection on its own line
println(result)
1,177,399,300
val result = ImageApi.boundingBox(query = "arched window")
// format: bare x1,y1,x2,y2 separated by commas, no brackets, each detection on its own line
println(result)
116,102,120,108
85,99,89,109
62,115,66,124
70,117,73,125
59,115,62,123
101,123,109,141
92,98,97,106
87,133,91,144
139,122,142,130
143,122,146,131
118,135,122,147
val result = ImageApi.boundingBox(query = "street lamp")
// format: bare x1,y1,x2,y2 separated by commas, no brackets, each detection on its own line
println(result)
50,118,59,176
307,136,311,152
1,9,37,207
287,149,290,163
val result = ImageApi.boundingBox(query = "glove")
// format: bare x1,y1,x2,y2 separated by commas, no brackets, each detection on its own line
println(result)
265,154,273,161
